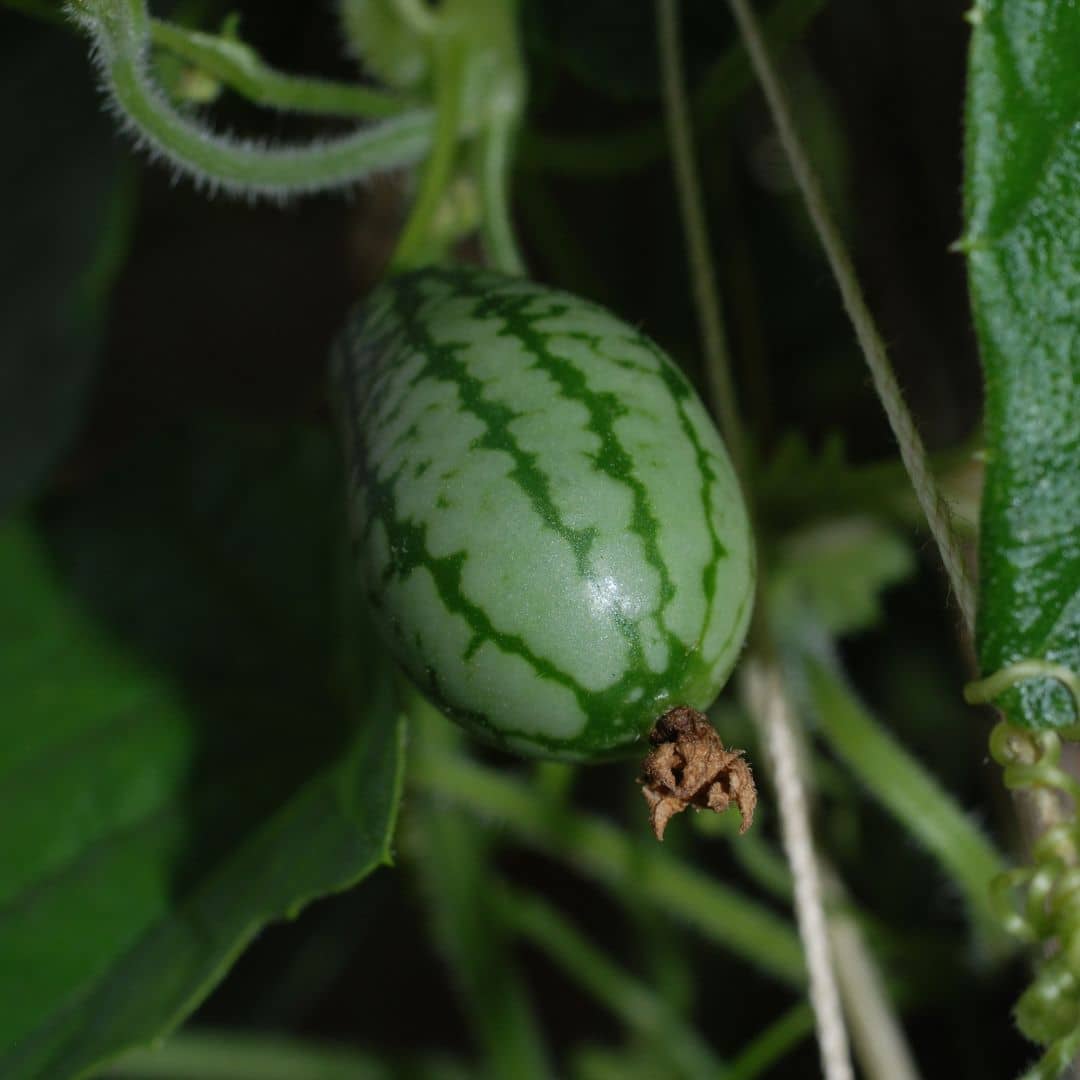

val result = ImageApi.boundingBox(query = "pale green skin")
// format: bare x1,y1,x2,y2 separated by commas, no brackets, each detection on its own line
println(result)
334,268,755,761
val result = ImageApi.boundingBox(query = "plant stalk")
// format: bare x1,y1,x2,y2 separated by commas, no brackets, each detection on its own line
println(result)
67,0,433,200
724,0,976,639
657,0,745,476
741,659,855,1080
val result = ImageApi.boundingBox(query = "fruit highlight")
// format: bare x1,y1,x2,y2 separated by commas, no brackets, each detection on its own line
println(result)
333,267,755,761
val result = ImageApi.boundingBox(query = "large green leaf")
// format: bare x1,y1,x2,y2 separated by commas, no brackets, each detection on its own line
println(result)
0,424,404,1079
768,515,915,637
965,0,1080,729
0,14,135,517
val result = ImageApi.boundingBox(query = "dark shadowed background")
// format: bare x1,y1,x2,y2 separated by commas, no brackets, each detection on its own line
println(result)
2,1,1028,1076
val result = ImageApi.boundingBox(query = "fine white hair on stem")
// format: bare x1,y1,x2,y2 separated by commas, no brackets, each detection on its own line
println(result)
724,0,976,641
66,0,434,203
744,661,855,1080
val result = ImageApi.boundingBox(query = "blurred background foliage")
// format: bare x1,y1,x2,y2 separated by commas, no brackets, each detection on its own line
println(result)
0,0,1033,1076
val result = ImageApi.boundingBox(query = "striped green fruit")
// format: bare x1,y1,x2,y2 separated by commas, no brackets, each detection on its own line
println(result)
333,267,755,762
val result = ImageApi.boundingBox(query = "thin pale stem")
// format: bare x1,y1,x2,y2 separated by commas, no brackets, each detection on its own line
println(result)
823,869,923,1080
656,0,746,476
148,19,415,118
743,659,855,1080
725,0,976,638
68,0,433,200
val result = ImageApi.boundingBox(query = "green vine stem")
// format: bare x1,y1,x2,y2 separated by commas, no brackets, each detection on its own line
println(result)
147,19,416,118
389,38,467,271
410,751,807,986
67,0,434,199
406,689,552,1080
807,656,1010,953
387,0,525,273
107,1029,391,1079
657,0,744,476
476,102,525,275
494,885,723,1079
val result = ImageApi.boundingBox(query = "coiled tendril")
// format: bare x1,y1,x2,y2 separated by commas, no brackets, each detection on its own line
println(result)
969,662,1080,1079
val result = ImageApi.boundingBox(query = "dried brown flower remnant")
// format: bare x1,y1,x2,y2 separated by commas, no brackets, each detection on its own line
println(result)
640,706,757,841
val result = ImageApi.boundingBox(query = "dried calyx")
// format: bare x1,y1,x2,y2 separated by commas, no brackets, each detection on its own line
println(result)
639,706,757,841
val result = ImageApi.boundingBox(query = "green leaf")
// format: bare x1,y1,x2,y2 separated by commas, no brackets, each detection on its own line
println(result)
768,516,915,636
965,0,1080,729
0,424,404,1079
0,18,134,517
106,1028,392,1080
339,0,431,90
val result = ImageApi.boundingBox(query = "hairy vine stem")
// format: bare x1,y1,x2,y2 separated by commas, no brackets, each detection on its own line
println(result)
147,19,415,118
67,0,434,200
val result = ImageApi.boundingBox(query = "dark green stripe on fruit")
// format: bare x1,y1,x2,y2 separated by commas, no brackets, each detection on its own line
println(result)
335,266,754,759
